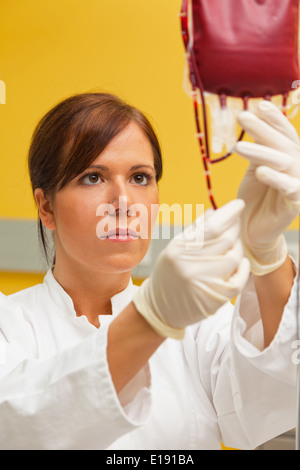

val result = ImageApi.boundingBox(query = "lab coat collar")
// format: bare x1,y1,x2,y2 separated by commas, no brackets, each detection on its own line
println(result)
43,269,138,319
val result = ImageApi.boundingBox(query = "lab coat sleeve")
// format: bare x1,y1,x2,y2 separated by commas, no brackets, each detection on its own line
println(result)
0,316,152,450
216,273,297,449
185,272,297,450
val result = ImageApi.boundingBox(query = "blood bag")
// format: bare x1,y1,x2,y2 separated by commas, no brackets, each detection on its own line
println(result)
180,0,300,208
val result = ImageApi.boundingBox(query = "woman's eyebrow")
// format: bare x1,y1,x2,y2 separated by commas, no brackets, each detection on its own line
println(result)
88,164,155,171
87,164,109,171
129,164,155,171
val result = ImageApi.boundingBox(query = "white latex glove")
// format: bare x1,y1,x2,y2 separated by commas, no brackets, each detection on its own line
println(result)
133,199,250,339
235,100,300,276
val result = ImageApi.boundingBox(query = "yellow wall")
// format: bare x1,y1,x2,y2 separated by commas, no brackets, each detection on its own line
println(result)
0,0,299,294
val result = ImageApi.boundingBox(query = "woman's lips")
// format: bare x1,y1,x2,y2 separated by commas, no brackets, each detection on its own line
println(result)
98,227,139,241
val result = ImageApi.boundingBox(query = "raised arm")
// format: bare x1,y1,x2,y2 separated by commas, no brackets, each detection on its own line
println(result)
253,255,295,347
110,199,250,392
235,100,300,347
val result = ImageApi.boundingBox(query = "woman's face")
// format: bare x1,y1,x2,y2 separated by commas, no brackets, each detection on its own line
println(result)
45,122,159,274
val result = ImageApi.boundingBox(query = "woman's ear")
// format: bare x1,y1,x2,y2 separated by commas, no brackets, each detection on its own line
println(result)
34,188,56,231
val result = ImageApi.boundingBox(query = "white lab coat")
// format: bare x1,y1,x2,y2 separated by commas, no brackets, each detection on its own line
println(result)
0,268,297,450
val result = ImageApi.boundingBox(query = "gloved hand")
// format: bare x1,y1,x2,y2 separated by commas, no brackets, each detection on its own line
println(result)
235,100,300,276
133,199,250,339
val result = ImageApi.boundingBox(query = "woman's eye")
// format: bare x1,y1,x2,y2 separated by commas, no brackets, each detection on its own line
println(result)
81,173,102,185
131,174,148,185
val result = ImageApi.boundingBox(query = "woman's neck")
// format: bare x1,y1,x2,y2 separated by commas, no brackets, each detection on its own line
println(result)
52,258,132,328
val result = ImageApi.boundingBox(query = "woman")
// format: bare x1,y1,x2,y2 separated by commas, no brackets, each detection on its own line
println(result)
0,93,298,450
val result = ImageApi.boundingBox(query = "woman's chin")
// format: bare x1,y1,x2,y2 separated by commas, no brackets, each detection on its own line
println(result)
88,255,143,275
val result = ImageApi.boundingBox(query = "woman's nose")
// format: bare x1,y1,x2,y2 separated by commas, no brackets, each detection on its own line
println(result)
109,182,134,214
111,195,130,213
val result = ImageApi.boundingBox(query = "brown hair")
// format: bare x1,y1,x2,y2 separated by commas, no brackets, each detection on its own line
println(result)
28,92,163,262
